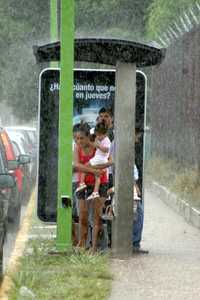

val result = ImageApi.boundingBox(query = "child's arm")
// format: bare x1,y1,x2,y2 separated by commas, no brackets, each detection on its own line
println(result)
95,142,109,153
95,139,110,153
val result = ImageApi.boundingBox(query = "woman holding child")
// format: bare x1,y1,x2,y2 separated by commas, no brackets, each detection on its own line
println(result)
73,122,111,252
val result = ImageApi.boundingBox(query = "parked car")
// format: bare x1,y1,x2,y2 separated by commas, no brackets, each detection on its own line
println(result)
0,144,15,280
6,131,32,176
0,128,30,226
5,126,37,183
12,140,31,203
0,139,14,224
0,174,15,280
5,126,37,158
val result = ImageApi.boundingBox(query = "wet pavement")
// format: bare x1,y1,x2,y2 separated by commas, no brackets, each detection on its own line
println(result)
3,205,27,272
109,189,200,300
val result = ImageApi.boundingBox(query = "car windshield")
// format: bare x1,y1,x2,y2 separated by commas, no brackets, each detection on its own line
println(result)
11,141,21,158
0,141,7,174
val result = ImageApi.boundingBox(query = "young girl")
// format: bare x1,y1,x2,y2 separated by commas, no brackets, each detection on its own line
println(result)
76,122,111,200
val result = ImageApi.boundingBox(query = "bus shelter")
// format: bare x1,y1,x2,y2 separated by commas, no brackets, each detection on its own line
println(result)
34,38,165,257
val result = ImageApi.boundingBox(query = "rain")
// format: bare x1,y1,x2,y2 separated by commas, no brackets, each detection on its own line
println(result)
0,0,200,299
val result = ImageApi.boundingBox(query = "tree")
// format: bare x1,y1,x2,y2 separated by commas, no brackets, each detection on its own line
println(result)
75,0,153,41
147,0,199,39
0,0,50,122
0,0,155,122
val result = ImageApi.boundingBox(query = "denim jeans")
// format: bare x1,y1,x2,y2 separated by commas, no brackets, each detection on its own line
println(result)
132,200,144,247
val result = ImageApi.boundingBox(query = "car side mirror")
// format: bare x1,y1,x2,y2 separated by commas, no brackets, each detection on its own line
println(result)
7,160,19,170
0,174,15,189
18,154,31,165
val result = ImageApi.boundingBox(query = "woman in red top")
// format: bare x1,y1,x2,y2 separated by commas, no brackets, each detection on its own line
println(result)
74,123,109,251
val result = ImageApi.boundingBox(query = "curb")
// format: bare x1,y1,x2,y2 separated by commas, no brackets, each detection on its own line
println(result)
151,182,200,229
0,190,35,300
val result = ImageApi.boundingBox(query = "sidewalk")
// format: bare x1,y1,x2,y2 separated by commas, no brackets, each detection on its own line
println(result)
109,189,200,300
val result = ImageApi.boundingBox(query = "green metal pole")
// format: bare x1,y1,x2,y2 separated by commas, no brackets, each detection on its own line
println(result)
56,0,74,251
50,0,58,41
50,0,58,68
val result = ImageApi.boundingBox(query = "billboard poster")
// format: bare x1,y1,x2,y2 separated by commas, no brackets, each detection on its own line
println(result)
48,69,115,126
38,68,146,222
73,70,115,127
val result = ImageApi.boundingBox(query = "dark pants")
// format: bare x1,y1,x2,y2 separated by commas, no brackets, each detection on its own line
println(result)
132,200,144,247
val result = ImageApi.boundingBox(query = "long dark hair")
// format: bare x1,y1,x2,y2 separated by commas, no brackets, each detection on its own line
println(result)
76,122,91,137
95,121,108,135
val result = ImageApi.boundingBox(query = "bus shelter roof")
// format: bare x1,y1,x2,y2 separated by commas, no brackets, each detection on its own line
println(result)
33,38,165,67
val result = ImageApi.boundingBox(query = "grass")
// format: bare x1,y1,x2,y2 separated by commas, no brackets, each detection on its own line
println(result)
7,238,112,300
171,169,200,209
145,157,176,187
146,157,200,209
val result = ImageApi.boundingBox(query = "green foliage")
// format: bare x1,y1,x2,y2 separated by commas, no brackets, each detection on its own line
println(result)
0,0,50,122
0,0,155,121
145,157,176,187
147,0,199,38
146,157,200,209
3,0,198,120
171,169,200,208
75,0,152,41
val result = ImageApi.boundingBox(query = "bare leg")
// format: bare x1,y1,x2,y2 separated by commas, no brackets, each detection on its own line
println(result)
92,197,105,252
79,172,85,184
77,199,88,248
72,221,79,246
93,176,101,193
